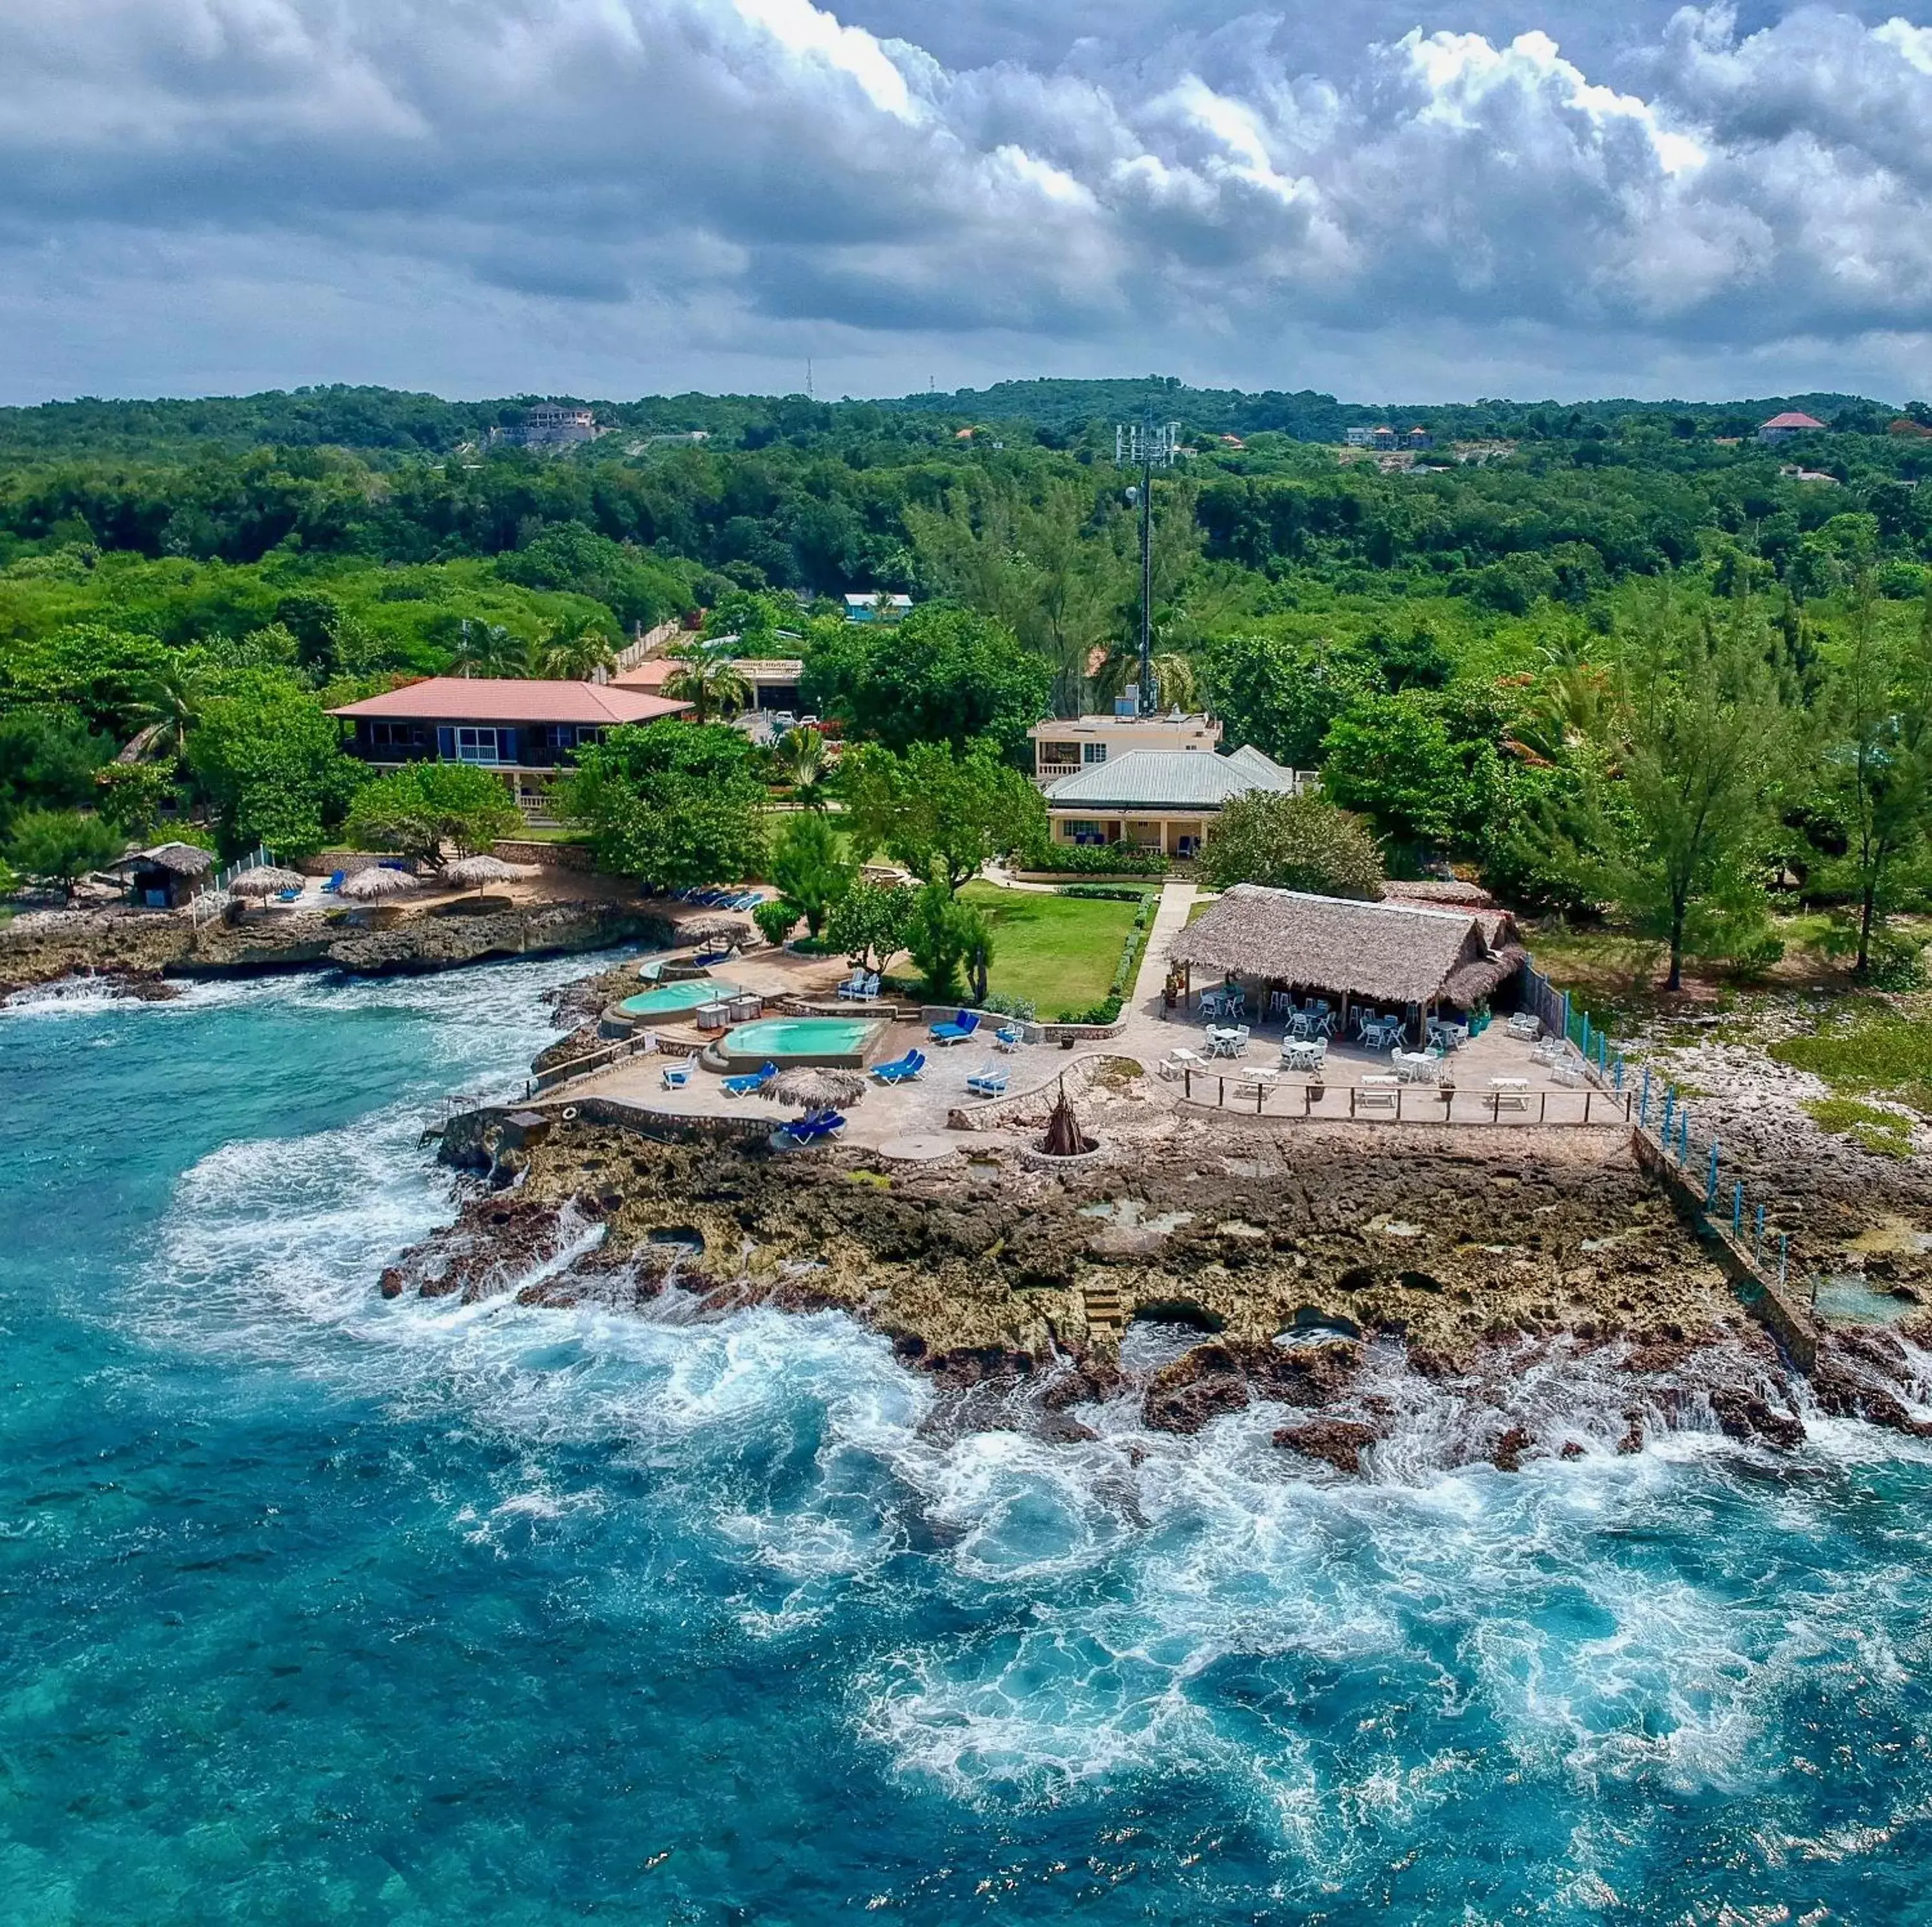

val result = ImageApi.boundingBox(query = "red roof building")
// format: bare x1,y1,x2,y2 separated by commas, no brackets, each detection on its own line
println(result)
328,677,690,822
1759,411,1828,442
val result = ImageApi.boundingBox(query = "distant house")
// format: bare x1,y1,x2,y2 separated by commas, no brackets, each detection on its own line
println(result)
329,678,689,820
113,841,216,910
1780,466,1840,486
1027,710,1222,789
1042,744,1314,862
1343,427,1375,448
1405,427,1434,451
614,656,805,715
1758,411,1827,444
842,592,913,624
521,404,598,447
1369,426,1398,451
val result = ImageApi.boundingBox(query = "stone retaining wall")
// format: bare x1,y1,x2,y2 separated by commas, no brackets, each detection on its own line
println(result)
493,838,596,872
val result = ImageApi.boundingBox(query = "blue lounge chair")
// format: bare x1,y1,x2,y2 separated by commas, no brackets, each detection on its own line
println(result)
965,1063,1008,1098
929,1009,981,1046
660,1062,692,1090
276,886,302,903
871,1048,926,1086
777,1107,846,1147
323,870,346,894
722,1061,778,1098
835,969,868,1000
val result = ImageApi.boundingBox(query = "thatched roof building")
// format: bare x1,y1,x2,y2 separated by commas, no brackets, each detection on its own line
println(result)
113,840,216,909
1169,885,1527,1013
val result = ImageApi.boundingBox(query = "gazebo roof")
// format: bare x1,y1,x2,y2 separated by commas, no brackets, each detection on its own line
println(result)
1170,884,1523,1007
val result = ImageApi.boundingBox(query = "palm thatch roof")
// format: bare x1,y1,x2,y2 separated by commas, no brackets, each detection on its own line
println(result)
1169,885,1524,1009
227,866,308,898
128,841,216,876
1381,879,1496,909
759,1068,866,1110
442,855,534,888
681,914,755,945
337,866,421,901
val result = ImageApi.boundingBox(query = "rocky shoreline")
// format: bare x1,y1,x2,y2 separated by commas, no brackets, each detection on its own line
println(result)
394,1103,1932,1474
0,900,673,1002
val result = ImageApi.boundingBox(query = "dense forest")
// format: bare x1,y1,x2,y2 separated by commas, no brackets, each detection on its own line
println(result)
3,377,1931,990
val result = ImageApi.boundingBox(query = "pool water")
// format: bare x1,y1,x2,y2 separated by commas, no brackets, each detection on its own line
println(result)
721,1015,884,1066
619,978,746,1016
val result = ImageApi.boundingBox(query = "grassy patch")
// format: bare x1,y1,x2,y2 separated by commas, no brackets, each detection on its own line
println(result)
1802,1098,1915,1158
958,882,1140,1018
1770,1002,1932,1117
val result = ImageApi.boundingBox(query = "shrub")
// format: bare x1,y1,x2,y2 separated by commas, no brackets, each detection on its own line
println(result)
1023,840,1169,877
343,761,521,868
1196,791,1384,899
979,991,1037,1022
1057,883,1156,903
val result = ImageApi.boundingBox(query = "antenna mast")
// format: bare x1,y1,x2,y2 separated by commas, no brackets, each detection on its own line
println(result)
1114,403,1180,716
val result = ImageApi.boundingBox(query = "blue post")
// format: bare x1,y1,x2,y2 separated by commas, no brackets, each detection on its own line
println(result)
1614,1054,1625,1093
1779,1233,1790,1288
1754,1203,1765,1262
1731,1181,1743,1235
1639,1065,1651,1125
1678,1108,1690,1163
1661,1088,1676,1144
1706,1140,1720,1208
1559,990,1569,1048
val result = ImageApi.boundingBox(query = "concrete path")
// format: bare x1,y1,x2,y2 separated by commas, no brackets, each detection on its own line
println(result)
1111,879,1198,1067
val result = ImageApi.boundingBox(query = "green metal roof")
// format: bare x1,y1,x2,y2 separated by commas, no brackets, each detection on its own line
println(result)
1043,748,1296,810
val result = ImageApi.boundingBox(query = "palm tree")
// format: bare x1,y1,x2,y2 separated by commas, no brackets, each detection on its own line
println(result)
776,726,829,807
1089,643,1202,714
661,644,752,724
124,660,201,763
451,621,530,678
538,623,616,681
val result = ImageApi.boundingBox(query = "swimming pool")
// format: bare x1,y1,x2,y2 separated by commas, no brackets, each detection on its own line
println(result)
718,1016,888,1070
619,980,747,1017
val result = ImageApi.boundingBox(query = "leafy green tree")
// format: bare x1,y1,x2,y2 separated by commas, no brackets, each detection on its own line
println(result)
185,671,366,860
126,659,203,762
765,810,857,938
1534,598,1791,991
660,642,752,723
752,896,800,947
906,879,973,1002
6,809,125,896
450,621,530,678
1200,633,1369,768
958,901,995,1005
825,879,914,974
840,740,1046,892
701,588,796,644
93,762,177,838
1320,694,1470,855
0,706,111,828
561,720,767,891
803,604,1050,761
1197,793,1386,899
1808,581,1932,975
0,627,175,739
343,762,522,868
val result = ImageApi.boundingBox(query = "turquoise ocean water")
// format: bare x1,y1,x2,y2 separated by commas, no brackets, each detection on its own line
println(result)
6,959,1932,1923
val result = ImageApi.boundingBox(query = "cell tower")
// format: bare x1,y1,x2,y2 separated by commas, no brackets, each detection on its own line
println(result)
1114,411,1184,715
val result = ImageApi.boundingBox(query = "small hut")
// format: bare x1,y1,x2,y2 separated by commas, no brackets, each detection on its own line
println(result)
1167,885,1527,1041
120,842,216,909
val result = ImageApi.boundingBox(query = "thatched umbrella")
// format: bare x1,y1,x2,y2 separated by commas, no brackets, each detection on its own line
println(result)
227,866,308,899
759,1067,866,1110
338,866,421,901
682,914,755,949
442,854,533,889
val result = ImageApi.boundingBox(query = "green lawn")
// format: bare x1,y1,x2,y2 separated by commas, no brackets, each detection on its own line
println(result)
957,883,1143,1018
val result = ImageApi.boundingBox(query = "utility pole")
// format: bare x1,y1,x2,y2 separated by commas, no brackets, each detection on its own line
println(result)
1136,400,1154,715
1115,405,1179,715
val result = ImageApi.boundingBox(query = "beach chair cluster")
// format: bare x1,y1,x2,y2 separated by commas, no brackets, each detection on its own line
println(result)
672,887,765,912
722,1061,778,1098
928,1009,980,1047
871,1047,926,1085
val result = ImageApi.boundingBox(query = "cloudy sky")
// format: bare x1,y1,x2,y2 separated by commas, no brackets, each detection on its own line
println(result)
3,0,1930,406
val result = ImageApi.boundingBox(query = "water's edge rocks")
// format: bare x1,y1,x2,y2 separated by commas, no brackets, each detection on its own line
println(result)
398,1111,1932,1470
0,902,673,1000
